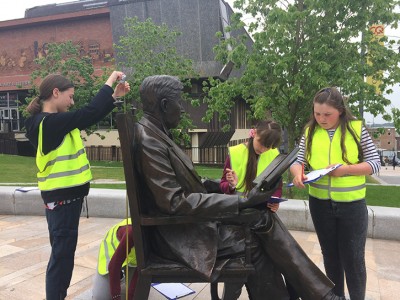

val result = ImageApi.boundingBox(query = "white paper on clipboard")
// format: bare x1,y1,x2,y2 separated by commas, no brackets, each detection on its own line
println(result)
151,283,195,299
287,164,342,187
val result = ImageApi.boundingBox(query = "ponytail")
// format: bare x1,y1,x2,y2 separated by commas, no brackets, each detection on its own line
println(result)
26,96,42,115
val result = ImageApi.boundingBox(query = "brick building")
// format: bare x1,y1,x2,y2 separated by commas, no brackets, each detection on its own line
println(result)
0,0,253,163
367,125,399,163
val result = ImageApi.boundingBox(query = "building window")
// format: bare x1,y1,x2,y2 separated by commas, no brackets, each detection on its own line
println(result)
191,83,199,94
88,42,100,59
219,0,232,50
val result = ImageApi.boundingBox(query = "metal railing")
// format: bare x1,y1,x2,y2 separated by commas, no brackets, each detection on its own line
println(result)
85,145,228,165
0,139,230,165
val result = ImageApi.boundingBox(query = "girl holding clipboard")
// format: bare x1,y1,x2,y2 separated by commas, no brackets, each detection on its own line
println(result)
290,87,380,300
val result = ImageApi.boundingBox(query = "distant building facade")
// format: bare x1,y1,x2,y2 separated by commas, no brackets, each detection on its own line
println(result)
366,125,399,162
0,0,254,163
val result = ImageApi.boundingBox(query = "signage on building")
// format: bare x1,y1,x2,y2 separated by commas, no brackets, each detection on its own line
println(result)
0,81,30,88
366,24,384,95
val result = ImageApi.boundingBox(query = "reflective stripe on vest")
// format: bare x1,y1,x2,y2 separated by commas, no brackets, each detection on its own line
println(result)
97,219,137,275
229,144,280,193
307,120,366,201
36,119,92,191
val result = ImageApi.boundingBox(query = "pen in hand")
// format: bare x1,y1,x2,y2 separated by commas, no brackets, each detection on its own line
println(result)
299,162,308,186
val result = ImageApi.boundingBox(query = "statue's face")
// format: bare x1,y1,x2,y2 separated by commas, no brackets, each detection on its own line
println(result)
162,91,184,129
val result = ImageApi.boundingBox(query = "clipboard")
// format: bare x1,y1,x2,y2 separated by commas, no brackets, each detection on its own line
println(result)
15,186,39,192
268,196,288,203
287,164,342,187
253,147,299,191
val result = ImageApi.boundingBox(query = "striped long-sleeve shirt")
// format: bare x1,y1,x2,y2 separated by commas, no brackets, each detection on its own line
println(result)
293,126,381,175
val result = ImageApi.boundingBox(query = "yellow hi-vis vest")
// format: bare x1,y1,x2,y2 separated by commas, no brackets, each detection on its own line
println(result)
97,219,137,275
306,120,366,201
36,119,92,191
229,143,280,193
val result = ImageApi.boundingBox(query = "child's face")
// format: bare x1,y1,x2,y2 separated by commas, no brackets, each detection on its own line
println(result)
253,134,270,155
313,102,341,130
55,87,75,113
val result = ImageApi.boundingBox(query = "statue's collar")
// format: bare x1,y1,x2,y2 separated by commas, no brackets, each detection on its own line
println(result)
142,113,172,138
143,113,172,139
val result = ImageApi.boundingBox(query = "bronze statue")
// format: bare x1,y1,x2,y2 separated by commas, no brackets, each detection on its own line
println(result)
132,75,345,300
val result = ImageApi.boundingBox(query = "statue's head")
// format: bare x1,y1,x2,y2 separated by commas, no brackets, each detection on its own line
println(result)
140,75,184,129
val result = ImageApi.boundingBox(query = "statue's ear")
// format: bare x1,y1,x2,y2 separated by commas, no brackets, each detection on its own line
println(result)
160,98,168,112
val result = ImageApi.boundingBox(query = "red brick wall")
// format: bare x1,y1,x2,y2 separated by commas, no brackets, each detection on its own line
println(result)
0,9,114,91
368,127,397,151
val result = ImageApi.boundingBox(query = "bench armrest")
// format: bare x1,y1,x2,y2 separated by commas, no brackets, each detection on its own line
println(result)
140,208,261,226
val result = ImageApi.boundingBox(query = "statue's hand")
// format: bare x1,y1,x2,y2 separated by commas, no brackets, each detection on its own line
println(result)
238,177,281,210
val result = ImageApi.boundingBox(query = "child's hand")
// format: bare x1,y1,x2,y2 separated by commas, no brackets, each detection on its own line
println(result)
225,168,238,189
114,81,130,98
291,163,307,188
292,173,307,188
329,164,348,177
267,202,279,212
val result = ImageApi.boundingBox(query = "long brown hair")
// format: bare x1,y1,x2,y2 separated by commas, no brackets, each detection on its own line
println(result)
240,120,282,193
304,87,363,165
26,74,74,115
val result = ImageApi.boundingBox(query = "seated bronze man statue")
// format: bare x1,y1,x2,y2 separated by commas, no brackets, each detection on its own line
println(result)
132,75,345,300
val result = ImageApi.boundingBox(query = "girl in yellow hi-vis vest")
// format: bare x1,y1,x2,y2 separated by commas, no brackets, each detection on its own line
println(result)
290,87,381,300
92,219,136,300
220,120,283,208
220,120,299,300
25,71,130,300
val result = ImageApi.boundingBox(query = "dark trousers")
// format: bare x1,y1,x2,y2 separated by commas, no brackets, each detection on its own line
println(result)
309,196,368,300
45,198,83,300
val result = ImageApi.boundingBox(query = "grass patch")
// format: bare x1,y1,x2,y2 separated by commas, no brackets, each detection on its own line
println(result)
91,183,126,189
1,154,398,208
195,165,224,179
283,184,399,207
90,160,124,168
364,185,400,207
0,154,126,183
0,154,38,183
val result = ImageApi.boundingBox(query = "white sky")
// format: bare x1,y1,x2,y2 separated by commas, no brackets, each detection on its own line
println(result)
1,0,399,124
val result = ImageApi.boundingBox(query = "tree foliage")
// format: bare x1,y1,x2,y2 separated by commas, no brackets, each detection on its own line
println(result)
205,0,400,148
25,41,110,137
114,17,198,145
30,41,99,110
26,19,198,144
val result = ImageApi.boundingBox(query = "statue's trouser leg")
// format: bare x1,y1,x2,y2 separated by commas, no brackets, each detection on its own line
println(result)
215,282,243,300
217,223,289,300
255,211,334,300
244,244,290,300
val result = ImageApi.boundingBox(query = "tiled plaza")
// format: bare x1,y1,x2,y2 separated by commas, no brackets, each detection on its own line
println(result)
1,215,400,300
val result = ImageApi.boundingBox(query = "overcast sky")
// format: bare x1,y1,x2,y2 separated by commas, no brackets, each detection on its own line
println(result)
1,0,398,124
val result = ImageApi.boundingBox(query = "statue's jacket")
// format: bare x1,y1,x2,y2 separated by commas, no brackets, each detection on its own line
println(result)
133,115,243,279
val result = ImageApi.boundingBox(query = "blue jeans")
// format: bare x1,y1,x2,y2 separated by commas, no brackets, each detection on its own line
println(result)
309,196,368,300
45,198,83,300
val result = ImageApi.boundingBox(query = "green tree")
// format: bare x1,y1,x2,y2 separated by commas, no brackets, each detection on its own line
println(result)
24,41,112,137
29,41,99,110
204,0,400,147
114,17,198,144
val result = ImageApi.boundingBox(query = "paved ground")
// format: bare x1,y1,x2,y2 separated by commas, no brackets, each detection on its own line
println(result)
373,166,400,185
0,167,398,299
1,215,400,300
